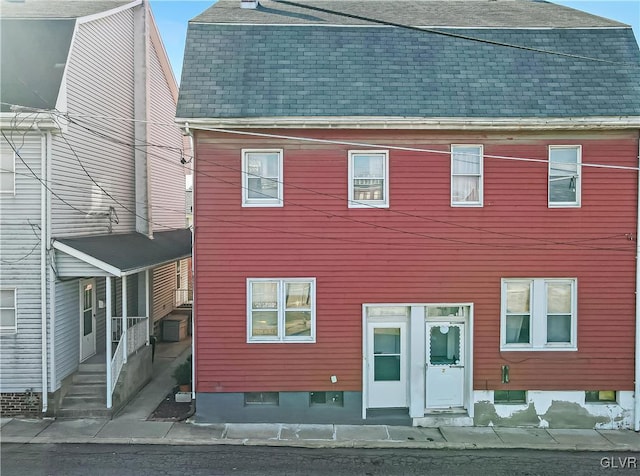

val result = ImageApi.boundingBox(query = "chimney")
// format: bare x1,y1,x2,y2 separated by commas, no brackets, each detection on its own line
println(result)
241,0,259,8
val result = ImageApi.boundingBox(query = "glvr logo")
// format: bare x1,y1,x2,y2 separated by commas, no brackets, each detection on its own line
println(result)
600,457,637,469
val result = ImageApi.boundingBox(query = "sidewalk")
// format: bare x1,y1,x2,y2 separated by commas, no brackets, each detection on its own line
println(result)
2,340,639,451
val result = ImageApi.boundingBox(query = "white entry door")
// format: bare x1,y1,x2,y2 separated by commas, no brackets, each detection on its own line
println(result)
367,323,407,408
425,322,465,409
80,279,97,362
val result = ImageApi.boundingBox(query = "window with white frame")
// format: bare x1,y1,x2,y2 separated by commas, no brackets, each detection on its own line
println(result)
348,151,389,208
0,289,16,334
242,149,283,207
451,145,483,206
247,278,315,342
0,150,15,194
501,278,576,351
549,146,580,207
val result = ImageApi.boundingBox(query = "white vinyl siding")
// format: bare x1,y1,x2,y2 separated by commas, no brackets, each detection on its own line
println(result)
548,146,581,208
0,150,15,194
348,150,389,208
152,262,177,322
451,145,483,207
51,8,137,237
241,149,283,207
501,278,577,351
54,279,81,386
247,278,316,343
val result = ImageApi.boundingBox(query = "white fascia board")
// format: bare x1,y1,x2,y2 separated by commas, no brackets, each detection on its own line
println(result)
76,0,142,24
0,113,60,130
176,116,640,130
52,240,123,277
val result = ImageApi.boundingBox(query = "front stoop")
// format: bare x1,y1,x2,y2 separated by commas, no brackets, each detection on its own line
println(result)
57,361,112,419
414,410,473,427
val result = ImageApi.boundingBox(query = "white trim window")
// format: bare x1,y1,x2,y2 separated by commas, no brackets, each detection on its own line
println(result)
548,145,581,207
451,145,483,206
501,278,577,351
0,150,15,194
247,278,316,343
348,150,389,208
0,288,17,334
242,149,283,207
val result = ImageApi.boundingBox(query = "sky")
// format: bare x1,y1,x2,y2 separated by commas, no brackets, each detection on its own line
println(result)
149,0,640,83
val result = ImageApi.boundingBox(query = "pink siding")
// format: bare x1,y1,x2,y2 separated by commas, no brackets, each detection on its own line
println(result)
193,129,638,393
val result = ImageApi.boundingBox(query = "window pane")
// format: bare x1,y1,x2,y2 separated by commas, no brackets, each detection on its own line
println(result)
550,148,578,170
83,310,93,336
285,282,311,309
247,153,279,178
353,155,383,178
506,282,530,313
547,314,571,343
374,356,400,381
426,306,463,318
452,147,481,174
247,177,278,199
549,177,576,203
430,325,460,364
251,282,278,309
452,176,479,202
353,179,383,201
367,306,409,318
251,311,278,336
0,290,14,307
285,310,311,336
0,309,15,327
547,282,572,313
374,328,400,354
0,172,13,191
506,314,530,344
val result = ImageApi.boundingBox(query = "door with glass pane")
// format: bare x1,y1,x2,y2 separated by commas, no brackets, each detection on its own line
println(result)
367,323,407,408
425,322,465,409
80,279,96,362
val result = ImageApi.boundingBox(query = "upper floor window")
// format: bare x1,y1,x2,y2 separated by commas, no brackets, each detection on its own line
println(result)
348,151,389,208
0,289,17,334
0,150,15,194
247,278,316,343
549,146,580,207
501,278,576,351
451,145,483,207
242,149,283,207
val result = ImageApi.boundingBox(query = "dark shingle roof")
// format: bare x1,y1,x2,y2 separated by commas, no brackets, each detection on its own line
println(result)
177,22,640,119
194,0,628,28
0,0,133,19
1,19,75,112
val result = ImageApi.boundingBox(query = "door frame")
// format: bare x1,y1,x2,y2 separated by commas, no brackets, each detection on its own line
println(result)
79,278,97,362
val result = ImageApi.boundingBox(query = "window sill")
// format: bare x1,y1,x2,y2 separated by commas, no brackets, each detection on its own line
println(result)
500,345,577,352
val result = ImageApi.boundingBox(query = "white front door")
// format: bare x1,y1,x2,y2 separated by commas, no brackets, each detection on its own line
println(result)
80,279,97,362
367,323,407,408
425,321,465,409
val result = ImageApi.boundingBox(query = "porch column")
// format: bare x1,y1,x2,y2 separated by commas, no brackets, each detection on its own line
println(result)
145,269,150,345
122,275,128,363
106,276,113,409
409,306,426,418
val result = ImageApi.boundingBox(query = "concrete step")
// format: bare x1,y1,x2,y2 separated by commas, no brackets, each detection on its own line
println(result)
65,383,106,398
413,412,474,428
72,372,105,385
61,395,106,406
78,362,107,373
57,406,112,419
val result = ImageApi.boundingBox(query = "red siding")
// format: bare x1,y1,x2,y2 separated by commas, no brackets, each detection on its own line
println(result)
193,129,638,393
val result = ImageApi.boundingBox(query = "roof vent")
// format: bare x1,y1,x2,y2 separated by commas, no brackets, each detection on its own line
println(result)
241,0,259,8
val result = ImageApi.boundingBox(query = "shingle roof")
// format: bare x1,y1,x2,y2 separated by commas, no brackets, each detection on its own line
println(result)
0,19,75,112
177,19,640,119
194,0,628,28
0,0,133,19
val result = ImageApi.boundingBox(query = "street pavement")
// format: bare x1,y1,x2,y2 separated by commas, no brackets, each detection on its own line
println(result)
1,340,639,451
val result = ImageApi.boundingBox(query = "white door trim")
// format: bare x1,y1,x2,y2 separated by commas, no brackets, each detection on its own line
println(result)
79,278,97,362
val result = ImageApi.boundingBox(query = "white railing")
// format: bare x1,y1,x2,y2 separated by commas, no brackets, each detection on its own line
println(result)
175,288,193,307
110,316,148,395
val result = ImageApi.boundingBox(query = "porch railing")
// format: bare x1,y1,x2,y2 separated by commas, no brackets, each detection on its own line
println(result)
110,316,149,393
175,288,193,307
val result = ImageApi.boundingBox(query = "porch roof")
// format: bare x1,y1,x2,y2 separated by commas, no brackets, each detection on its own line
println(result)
52,229,192,277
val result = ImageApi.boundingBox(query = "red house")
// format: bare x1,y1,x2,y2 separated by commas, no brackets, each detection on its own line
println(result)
176,0,640,428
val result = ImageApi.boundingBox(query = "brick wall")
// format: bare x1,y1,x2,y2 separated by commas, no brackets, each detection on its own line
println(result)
0,392,42,416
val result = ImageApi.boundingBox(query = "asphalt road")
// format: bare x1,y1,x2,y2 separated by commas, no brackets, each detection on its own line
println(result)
2,444,638,476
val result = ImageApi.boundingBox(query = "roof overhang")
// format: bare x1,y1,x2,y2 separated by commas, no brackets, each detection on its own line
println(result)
177,116,640,131
52,228,192,278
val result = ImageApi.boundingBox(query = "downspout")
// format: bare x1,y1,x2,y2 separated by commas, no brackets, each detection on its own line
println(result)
47,130,56,404
185,122,196,400
40,128,48,414
633,134,640,431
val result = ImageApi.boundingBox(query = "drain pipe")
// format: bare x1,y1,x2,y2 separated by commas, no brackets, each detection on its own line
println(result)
633,134,640,431
40,127,49,414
